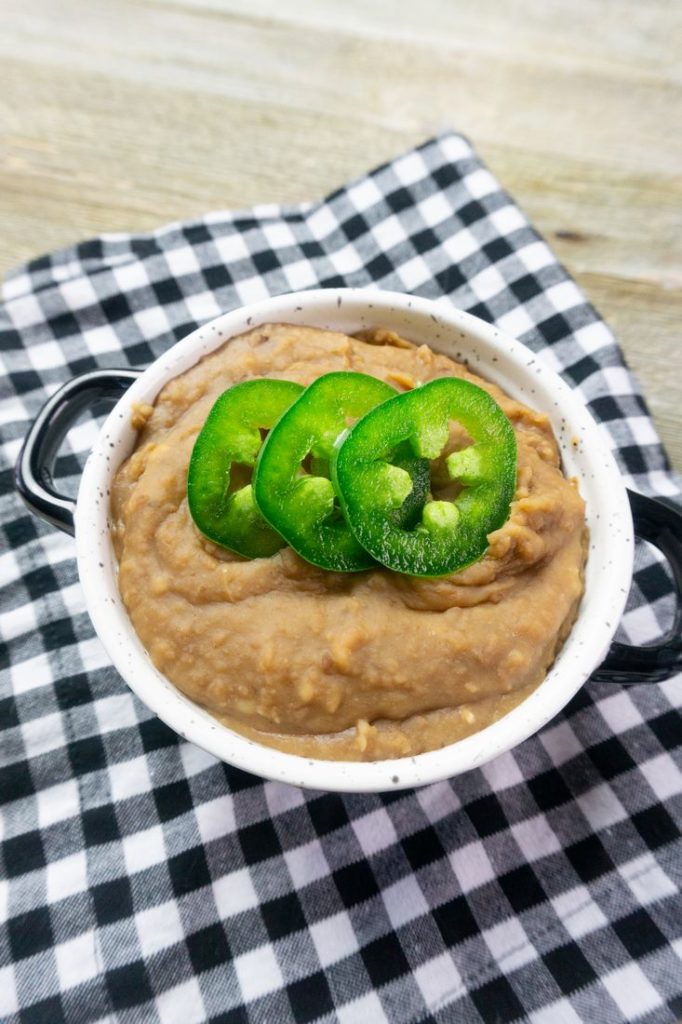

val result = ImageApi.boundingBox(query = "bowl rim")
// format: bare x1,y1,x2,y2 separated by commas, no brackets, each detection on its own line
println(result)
76,287,634,791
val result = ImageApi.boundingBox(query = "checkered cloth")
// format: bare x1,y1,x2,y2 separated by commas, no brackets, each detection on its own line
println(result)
1,132,681,1024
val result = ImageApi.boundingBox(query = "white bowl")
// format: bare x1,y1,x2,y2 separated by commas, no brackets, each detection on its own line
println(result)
73,288,632,791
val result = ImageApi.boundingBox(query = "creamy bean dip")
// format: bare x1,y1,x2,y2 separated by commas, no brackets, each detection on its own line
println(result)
111,324,586,761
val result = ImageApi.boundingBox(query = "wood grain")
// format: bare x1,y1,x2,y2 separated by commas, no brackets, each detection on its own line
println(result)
1,0,680,471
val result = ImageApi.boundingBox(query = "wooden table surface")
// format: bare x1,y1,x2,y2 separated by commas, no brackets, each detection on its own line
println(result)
2,0,680,472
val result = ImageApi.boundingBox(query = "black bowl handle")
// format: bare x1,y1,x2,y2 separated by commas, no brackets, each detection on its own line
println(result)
14,369,142,536
592,489,682,684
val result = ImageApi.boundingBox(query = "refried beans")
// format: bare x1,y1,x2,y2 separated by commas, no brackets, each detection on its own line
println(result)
111,323,587,761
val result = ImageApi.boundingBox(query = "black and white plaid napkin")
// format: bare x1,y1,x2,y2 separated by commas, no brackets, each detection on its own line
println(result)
1,132,681,1024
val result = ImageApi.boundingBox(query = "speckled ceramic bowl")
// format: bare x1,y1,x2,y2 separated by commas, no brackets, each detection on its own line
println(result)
16,288,644,790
